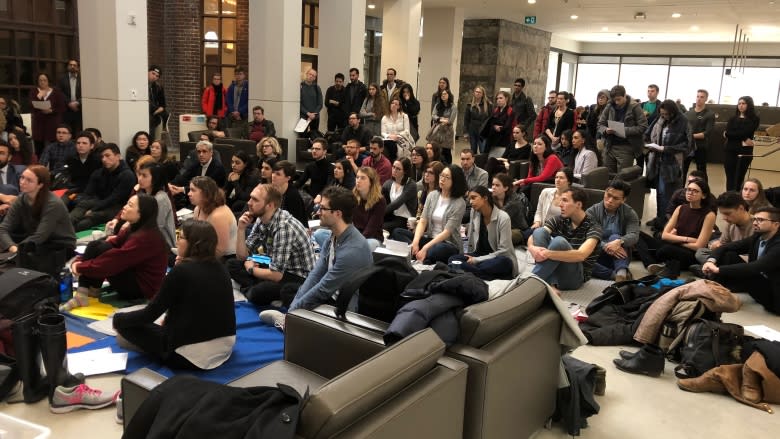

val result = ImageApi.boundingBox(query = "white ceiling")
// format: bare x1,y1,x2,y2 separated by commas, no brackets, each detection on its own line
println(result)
368,0,780,43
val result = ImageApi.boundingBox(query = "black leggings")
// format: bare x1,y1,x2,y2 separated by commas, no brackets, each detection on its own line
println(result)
78,239,143,299
115,324,199,370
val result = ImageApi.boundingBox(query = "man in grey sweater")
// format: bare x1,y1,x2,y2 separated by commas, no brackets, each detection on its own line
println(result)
586,179,640,282
300,69,323,135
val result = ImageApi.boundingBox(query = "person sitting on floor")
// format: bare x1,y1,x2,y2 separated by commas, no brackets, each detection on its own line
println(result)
0,165,76,276
382,157,417,233
258,186,372,330
223,150,261,217
189,176,237,260
391,164,467,264
702,206,780,315
448,185,518,280
527,186,602,292
63,193,169,311
168,140,226,204
69,143,136,231
693,191,753,270
491,172,530,246
295,137,333,198
271,160,308,228
526,167,574,242
228,183,314,307
113,219,236,370
586,179,640,282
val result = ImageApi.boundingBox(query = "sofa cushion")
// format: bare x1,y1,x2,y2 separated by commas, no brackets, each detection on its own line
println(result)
458,276,548,347
616,165,642,181
298,328,444,438
228,360,328,398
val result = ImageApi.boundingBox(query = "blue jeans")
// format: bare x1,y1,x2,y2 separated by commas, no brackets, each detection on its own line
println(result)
531,228,584,290
468,131,486,154
591,233,631,280
312,228,380,253
448,254,514,280
391,228,459,264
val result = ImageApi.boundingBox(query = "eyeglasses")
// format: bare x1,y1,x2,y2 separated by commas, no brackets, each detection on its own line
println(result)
439,174,452,180
319,206,337,212
685,188,701,194
752,216,777,224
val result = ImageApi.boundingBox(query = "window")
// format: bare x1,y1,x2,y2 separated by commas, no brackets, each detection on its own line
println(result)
546,51,559,94
0,0,77,111
574,63,619,106
301,1,319,49
201,0,238,88
618,63,670,103
364,16,382,85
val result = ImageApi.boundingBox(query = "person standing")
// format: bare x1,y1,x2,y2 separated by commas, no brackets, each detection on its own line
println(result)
300,69,323,136
464,86,492,154
723,95,760,191
58,59,82,133
683,89,715,178
482,91,513,151
226,66,249,129
598,85,648,173
382,68,404,110
345,67,367,115
201,72,227,119
30,73,66,157
641,84,661,135
511,78,536,137
324,73,348,132
533,90,557,139
148,66,168,134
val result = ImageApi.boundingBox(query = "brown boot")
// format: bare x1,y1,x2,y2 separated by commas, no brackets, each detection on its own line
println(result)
677,367,727,394
742,360,763,403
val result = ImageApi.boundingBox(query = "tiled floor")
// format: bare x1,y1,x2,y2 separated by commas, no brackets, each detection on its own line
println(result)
3,159,780,438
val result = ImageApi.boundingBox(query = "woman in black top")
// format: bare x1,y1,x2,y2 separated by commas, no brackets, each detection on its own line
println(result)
224,150,261,217
113,219,236,370
271,160,308,227
482,91,513,149
545,92,575,147
399,84,420,141
125,131,152,171
723,95,760,191
410,146,429,182
382,158,418,232
149,138,180,183
464,85,492,154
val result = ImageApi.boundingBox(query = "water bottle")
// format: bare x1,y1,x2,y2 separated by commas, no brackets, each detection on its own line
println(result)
59,268,73,303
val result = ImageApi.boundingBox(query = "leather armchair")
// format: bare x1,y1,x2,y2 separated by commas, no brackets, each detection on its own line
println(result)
312,276,563,439
121,312,468,439
580,166,609,189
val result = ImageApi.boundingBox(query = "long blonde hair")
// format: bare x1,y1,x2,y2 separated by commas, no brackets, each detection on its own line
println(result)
470,85,491,114
354,167,383,211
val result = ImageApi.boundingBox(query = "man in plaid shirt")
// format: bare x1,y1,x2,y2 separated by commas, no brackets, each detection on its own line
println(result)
228,183,314,307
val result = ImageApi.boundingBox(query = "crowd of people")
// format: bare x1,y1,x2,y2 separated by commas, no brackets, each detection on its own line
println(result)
3,58,780,386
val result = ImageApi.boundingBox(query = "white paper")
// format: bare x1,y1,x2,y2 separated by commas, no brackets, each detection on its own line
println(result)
67,348,128,376
308,219,321,229
294,118,310,133
607,120,626,138
75,245,87,255
87,305,166,336
31,100,51,110
744,325,780,342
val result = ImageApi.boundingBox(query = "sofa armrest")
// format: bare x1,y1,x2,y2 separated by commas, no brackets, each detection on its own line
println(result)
285,309,386,379
120,368,168,429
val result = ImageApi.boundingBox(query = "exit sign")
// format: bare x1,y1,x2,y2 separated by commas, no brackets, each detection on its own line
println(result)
524,16,537,25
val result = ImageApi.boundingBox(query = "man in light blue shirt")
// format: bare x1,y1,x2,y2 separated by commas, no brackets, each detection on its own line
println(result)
260,186,372,330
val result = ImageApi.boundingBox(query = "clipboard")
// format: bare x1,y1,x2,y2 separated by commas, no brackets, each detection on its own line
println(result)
32,100,52,111
294,118,311,133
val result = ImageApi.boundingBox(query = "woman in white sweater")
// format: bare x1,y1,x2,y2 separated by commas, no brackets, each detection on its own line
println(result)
524,167,573,243
571,129,598,181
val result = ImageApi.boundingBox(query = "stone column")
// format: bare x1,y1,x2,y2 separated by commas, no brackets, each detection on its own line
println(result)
318,0,366,131
458,19,551,134
380,0,422,89
419,7,464,136
78,0,149,152
249,0,302,160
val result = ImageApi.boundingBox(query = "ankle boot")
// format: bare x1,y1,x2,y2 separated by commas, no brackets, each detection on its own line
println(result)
38,313,83,402
10,313,48,403
619,349,637,360
677,367,727,394
613,344,664,377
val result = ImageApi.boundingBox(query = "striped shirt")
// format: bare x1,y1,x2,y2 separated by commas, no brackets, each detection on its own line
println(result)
544,214,602,281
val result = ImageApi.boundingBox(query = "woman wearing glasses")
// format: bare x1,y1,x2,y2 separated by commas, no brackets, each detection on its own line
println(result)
645,178,716,278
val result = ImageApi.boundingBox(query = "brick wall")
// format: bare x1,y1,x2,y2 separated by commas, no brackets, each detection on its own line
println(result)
147,0,164,68
236,0,249,70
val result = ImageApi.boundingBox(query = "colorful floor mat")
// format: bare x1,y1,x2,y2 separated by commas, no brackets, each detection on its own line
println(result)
66,297,118,321
68,302,284,384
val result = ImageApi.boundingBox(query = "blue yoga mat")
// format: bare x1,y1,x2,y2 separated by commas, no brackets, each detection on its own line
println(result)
68,302,285,384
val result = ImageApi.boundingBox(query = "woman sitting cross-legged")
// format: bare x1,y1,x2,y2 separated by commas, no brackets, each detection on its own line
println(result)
62,193,169,311
448,185,518,280
382,158,418,233
0,165,75,276
391,164,467,264
491,173,530,246
113,219,236,370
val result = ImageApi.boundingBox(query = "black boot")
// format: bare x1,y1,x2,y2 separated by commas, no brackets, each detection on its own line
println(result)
613,344,665,377
10,313,48,403
618,349,637,360
38,313,83,402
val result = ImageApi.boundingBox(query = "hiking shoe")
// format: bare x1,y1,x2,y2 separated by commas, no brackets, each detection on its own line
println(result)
647,263,667,276
259,310,286,332
50,384,119,414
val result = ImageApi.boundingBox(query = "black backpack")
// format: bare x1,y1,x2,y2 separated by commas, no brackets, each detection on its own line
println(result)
673,319,744,379
0,268,59,324
334,257,419,322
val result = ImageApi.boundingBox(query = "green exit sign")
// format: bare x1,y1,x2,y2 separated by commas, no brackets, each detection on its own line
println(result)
524,16,537,25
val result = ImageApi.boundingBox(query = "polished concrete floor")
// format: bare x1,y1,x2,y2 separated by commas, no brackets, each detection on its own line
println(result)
3,159,780,438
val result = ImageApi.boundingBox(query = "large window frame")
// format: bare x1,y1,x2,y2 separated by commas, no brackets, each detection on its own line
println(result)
0,0,78,112
201,0,238,88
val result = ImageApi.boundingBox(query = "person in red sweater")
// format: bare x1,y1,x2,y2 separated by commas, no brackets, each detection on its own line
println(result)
62,193,169,311
201,72,227,118
533,90,558,139
515,136,563,193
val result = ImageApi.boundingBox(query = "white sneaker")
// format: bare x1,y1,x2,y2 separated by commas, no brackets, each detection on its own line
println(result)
259,310,286,332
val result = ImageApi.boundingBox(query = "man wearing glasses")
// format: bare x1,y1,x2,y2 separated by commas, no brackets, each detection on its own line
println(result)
703,207,780,315
340,112,371,148
259,186,372,330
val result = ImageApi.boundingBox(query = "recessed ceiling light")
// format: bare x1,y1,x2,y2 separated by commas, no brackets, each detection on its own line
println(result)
570,15,578,20
602,26,609,31
367,4,376,9
690,25,700,31
672,13,681,18
528,0,537,4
